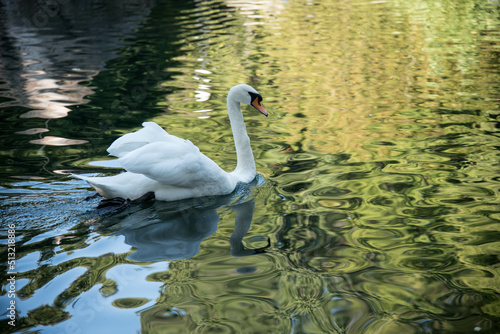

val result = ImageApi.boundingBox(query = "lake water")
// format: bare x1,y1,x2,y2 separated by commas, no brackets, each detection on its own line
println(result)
1,0,500,333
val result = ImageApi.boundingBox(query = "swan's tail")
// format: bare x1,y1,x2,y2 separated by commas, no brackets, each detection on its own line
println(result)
72,172,156,200
72,174,114,198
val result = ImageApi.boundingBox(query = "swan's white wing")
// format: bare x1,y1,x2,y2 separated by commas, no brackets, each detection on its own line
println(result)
107,122,185,158
118,140,233,190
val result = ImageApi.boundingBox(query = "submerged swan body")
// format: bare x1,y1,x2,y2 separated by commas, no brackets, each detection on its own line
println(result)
74,84,268,201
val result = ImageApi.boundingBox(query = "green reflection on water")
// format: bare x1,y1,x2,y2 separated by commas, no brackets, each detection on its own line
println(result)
1,0,500,333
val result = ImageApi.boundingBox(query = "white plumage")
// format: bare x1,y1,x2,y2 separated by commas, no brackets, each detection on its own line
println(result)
74,84,268,201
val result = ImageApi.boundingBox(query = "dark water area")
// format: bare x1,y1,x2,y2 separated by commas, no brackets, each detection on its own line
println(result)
1,0,500,333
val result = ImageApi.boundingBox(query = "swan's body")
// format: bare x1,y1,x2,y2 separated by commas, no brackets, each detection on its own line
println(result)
74,84,268,201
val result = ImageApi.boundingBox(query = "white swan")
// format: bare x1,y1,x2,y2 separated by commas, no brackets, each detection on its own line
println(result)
74,84,268,201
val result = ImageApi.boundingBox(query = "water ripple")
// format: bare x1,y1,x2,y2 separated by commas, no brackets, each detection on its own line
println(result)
1,0,500,333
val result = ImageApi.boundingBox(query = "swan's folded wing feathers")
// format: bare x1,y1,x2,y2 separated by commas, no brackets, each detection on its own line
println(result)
107,122,172,157
118,140,227,188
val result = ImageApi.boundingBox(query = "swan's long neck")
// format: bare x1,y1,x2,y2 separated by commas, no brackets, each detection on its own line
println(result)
227,98,256,183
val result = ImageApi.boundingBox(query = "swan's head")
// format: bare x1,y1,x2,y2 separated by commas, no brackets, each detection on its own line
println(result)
228,84,268,117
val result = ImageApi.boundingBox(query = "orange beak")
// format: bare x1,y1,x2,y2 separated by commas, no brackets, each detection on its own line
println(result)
252,97,268,117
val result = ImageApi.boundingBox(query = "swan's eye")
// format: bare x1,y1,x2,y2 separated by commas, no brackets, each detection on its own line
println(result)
249,92,262,106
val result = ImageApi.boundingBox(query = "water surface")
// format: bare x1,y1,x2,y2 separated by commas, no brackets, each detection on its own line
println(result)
1,0,500,333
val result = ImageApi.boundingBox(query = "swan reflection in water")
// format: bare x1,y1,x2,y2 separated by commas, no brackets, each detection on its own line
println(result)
94,180,269,262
